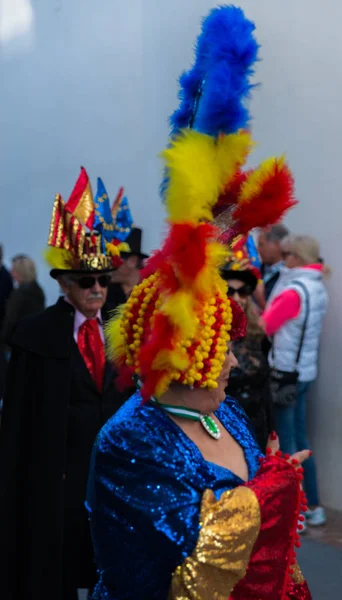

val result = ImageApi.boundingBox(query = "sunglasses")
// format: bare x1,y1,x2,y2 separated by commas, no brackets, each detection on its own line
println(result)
227,284,252,299
73,275,112,289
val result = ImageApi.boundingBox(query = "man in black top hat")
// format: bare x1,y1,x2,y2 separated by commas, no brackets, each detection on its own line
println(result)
0,189,130,600
106,227,148,311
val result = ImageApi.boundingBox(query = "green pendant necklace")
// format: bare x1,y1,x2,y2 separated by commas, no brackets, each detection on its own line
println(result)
150,398,221,440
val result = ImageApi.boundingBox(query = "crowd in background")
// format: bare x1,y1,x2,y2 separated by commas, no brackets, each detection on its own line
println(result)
0,224,330,537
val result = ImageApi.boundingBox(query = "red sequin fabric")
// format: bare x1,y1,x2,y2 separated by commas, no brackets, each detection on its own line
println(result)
231,455,305,600
287,580,312,599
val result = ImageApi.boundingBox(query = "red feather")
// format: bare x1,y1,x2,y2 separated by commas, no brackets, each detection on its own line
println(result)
141,249,164,279
214,170,248,216
138,313,176,401
114,365,135,391
232,162,297,235
163,223,217,283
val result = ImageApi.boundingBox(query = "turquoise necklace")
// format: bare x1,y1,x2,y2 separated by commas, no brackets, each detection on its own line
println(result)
150,398,221,440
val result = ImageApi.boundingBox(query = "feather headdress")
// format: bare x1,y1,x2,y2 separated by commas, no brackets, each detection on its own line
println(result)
107,5,297,402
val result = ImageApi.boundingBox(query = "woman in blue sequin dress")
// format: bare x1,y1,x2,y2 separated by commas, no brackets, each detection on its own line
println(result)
87,356,311,599
87,6,312,598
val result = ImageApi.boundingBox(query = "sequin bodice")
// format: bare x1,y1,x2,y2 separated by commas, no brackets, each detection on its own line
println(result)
86,392,262,600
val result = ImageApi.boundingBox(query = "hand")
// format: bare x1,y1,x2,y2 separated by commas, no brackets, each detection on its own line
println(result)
265,432,311,531
266,431,312,470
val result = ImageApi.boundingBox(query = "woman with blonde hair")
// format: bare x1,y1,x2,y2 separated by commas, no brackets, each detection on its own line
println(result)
260,234,329,528
1,254,45,345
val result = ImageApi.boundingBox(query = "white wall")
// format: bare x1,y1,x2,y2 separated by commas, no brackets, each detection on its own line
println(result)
1,0,341,508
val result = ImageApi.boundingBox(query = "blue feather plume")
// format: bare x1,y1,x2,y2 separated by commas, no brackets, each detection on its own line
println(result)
170,5,259,137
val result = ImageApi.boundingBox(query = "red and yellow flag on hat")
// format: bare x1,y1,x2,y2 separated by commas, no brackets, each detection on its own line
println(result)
65,166,95,229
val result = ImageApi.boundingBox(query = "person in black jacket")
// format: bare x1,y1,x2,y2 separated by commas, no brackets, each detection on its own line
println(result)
0,246,13,401
106,227,148,312
0,192,132,600
0,245,13,330
1,255,45,346
222,241,274,451
258,224,290,302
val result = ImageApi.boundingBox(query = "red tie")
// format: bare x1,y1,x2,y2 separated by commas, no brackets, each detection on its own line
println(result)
77,319,105,391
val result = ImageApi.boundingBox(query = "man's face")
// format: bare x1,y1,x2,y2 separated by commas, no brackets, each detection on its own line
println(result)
258,233,281,265
59,273,109,317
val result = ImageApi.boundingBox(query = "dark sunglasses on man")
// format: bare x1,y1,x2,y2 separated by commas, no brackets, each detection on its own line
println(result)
227,284,252,299
73,275,112,290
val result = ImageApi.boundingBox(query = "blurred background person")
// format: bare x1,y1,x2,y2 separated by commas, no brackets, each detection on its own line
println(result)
222,237,274,451
1,254,45,347
260,234,329,528
106,227,148,311
258,224,290,302
0,245,13,331
0,245,13,405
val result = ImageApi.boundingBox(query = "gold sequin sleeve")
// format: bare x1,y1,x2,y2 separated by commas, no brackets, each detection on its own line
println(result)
168,486,261,600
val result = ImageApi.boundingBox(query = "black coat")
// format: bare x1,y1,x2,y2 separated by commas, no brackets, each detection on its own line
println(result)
106,282,128,312
0,298,131,600
1,281,45,345
227,335,274,452
0,265,13,330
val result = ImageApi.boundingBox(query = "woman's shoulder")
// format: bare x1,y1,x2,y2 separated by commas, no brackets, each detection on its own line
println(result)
95,391,185,465
218,395,260,447
221,394,249,416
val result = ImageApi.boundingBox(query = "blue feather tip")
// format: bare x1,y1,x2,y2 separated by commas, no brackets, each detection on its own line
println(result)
170,4,260,138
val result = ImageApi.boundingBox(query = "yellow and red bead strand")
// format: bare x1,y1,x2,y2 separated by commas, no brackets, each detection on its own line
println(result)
120,274,158,367
180,300,214,388
180,339,201,388
201,292,232,389
128,274,159,371
120,281,147,367
136,282,161,359
201,296,224,389
180,296,222,390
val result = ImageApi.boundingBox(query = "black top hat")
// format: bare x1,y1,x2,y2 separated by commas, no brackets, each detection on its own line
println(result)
220,265,258,293
120,228,148,260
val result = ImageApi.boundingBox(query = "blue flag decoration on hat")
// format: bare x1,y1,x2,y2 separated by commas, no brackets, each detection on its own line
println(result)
94,179,134,248
245,234,262,275
94,178,115,240
113,194,134,242
111,186,134,242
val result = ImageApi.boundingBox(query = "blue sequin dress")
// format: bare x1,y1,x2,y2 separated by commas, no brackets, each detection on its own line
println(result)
86,392,262,600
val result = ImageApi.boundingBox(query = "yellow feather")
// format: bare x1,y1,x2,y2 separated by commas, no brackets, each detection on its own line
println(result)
106,242,120,257
118,242,131,253
162,291,197,339
193,242,228,298
152,349,189,372
43,247,74,270
238,156,285,204
155,373,172,398
161,129,253,224
105,305,126,362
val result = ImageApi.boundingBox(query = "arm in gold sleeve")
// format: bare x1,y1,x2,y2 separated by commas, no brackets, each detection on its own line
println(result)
169,486,261,600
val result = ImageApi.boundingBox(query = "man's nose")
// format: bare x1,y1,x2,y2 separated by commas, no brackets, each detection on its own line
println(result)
91,279,102,292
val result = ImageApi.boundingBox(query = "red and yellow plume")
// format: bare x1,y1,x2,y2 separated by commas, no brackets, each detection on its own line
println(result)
215,156,297,242
106,129,254,401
